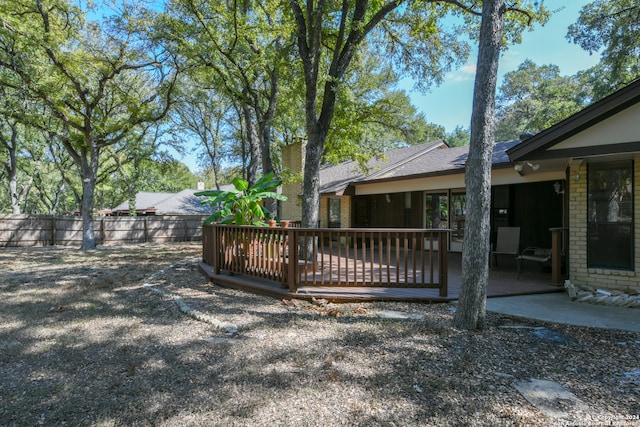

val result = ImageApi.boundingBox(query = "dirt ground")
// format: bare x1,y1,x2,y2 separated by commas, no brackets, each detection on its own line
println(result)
0,242,638,426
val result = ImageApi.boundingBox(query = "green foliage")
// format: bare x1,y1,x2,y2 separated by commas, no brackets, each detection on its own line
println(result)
162,0,292,183
196,172,286,226
455,0,551,48
446,125,470,147
323,50,446,168
494,60,590,141
0,0,179,248
369,1,470,91
567,0,640,96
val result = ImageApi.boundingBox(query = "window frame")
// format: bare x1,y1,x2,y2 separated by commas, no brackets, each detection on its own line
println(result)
586,160,634,270
328,198,341,228
424,191,449,229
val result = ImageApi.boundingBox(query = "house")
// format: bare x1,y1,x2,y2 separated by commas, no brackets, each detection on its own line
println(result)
508,78,640,294
282,138,563,253
108,183,233,216
280,78,640,294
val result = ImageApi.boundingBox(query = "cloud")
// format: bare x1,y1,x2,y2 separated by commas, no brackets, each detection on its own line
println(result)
448,64,476,82
461,64,477,74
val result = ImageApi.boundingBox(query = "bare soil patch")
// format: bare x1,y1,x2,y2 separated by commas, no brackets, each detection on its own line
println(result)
1,243,638,426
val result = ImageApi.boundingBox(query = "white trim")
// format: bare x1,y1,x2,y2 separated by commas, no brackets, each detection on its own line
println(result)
550,103,640,150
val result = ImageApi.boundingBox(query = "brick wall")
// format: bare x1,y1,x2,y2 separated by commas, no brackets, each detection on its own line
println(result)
319,197,327,227
340,196,351,228
281,140,353,227
568,159,639,293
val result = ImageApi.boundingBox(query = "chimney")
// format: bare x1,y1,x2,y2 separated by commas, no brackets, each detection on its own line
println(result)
196,181,205,190
280,139,305,221
282,138,305,174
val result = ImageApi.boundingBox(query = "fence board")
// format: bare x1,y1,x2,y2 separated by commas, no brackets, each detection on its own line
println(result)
0,214,208,247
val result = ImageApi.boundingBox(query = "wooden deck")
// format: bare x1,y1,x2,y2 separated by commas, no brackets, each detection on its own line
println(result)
203,225,450,296
199,252,564,303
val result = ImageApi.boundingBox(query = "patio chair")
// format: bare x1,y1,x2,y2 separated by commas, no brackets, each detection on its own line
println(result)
491,227,520,268
517,247,551,279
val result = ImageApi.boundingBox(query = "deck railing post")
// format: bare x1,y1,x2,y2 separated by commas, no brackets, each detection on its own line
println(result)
202,226,453,296
550,227,566,284
212,225,221,274
438,230,449,297
202,224,210,268
286,228,298,292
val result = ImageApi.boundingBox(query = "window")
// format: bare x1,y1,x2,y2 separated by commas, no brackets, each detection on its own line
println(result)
587,160,634,270
451,193,466,243
425,193,448,229
328,198,341,228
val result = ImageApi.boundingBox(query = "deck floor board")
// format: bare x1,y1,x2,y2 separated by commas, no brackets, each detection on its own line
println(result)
200,252,563,303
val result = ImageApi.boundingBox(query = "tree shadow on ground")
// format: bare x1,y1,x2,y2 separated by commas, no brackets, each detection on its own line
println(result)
1,247,638,426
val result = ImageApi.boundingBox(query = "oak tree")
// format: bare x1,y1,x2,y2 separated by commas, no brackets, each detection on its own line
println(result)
0,1,179,248
567,0,640,97
454,0,549,329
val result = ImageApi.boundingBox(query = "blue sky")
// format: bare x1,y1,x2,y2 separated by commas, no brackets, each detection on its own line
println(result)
407,1,600,132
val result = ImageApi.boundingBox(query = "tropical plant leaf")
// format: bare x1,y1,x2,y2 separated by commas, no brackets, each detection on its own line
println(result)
198,173,287,225
232,177,249,191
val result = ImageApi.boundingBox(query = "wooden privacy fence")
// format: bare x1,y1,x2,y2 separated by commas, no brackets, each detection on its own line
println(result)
203,224,449,296
0,214,209,247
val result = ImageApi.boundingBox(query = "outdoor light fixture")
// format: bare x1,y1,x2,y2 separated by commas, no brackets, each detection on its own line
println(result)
553,181,564,195
527,161,540,171
385,194,391,203
513,161,540,173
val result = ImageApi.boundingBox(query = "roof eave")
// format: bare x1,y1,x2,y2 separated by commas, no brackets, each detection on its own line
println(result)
507,79,640,162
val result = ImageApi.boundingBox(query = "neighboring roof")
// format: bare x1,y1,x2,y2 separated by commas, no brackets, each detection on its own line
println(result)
319,139,520,192
111,185,234,215
319,140,448,195
113,192,173,212
508,78,640,162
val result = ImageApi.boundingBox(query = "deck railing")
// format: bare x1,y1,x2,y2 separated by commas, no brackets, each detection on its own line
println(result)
203,224,449,297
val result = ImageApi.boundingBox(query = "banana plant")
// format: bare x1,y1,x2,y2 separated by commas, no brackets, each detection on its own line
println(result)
196,172,287,226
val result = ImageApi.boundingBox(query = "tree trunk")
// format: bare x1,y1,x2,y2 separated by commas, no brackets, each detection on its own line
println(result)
242,103,260,186
3,125,22,214
79,151,98,250
258,69,279,216
7,157,20,214
50,181,65,215
454,0,505,330
301,126,325,229
261,122,277,216
128,196,137,216
289,0,401,230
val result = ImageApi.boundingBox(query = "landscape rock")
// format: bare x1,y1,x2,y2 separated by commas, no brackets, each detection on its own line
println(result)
514,379,589,419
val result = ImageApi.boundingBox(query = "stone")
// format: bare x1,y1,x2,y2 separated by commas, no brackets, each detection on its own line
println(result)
531,328,573,344
376,310,424,321
514,379,589,419
204,337,231,344
564,280,577,298
622,369,640,384
494,372,515,379
499,325,544,330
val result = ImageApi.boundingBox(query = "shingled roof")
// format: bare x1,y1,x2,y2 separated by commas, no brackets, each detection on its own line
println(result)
319,140,448,195
319,139,520,192
110,185,234,215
